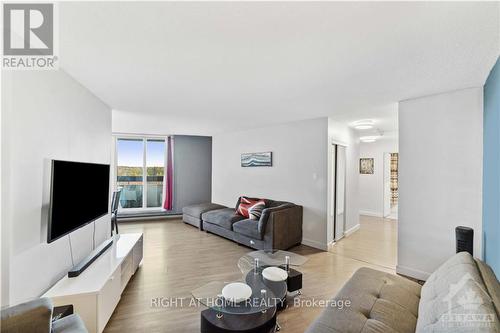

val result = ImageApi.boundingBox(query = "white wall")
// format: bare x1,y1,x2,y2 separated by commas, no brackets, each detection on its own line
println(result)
1,80,7,305
327,119,360,242
212,118,329,250
1,70,112,305
359,137,398,217
398,87,483,280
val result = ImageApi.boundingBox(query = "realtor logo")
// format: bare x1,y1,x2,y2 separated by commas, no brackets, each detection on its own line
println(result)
2,3,58,69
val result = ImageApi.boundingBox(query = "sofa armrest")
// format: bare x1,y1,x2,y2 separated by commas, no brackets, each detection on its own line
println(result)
1,298,53,333
258,204,294,234
260,205,303,249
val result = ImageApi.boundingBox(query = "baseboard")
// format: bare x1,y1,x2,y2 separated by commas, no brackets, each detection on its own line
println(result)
118,214,181,222
359,210,383,217
396,265,431,281
301,238,328,251
344,224,360,237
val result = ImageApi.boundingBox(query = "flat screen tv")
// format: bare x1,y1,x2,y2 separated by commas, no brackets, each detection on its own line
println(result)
48,160,110,243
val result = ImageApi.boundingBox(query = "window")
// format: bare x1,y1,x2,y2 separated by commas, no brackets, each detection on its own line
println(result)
146,139,166,207
116,137,166,210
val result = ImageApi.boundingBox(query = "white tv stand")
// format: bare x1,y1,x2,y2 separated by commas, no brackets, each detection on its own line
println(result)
43,233,143,333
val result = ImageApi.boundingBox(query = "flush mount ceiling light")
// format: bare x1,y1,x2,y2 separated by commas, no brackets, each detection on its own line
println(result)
360,136,378,143
352,119,375,130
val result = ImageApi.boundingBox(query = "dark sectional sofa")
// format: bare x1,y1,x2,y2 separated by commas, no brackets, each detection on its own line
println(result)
182,197,303,250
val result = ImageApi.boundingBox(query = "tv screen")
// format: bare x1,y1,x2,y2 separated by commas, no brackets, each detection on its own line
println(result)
48,160,110,243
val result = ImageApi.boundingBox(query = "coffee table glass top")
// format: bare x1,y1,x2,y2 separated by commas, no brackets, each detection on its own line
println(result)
192,250,304,315
238,249,308,274
191,278,285,315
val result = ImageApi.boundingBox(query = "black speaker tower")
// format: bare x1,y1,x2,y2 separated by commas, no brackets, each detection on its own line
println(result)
455,226,473,256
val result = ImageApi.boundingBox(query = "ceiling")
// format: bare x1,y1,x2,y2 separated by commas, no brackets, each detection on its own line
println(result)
59,2,499,134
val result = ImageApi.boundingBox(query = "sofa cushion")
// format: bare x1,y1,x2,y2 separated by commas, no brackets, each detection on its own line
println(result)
416,252,500,333
183,203,226,219
306,267,421,333
233,219,262,240
202,208,245,230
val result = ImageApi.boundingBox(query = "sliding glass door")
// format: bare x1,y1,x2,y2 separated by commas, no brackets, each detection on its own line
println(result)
116,137,166,210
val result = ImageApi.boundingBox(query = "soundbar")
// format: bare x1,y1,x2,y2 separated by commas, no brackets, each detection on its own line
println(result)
68,238,114,278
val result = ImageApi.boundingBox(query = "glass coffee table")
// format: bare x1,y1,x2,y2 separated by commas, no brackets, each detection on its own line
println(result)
238,249,308,295
192,250,307,332
192,278,286,333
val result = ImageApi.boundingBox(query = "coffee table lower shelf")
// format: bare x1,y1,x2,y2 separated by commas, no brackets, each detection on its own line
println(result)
200,307,277,333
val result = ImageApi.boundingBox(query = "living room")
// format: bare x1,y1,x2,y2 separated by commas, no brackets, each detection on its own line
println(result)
1,2,499,333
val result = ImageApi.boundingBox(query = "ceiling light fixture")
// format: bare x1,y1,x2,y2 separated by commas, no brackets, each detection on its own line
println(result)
352,119,375,130
360,136,378,143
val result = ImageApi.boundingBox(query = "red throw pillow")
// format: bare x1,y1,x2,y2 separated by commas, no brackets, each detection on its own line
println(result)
248,200,266,220
236,197,258,218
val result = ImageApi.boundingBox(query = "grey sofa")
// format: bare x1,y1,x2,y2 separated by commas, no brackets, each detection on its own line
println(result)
306,252,500,333
183,197,303,250
1,297,87,333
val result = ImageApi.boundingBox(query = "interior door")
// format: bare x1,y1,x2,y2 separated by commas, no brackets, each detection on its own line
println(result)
383,152,391,217
334,145,347,241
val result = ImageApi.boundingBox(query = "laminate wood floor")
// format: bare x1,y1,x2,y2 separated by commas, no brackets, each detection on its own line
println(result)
328,215,398,269
104,216,397,333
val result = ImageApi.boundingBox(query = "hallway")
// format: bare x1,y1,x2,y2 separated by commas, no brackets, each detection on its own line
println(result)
329,215,398,269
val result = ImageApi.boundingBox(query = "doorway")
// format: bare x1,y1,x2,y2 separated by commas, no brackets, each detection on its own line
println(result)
383,152,398,219
332,144,347,241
